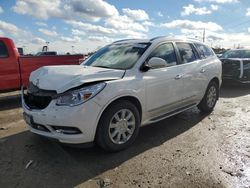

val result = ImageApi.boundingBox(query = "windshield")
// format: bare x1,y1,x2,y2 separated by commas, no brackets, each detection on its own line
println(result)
83,43,150,70
221,50,250,58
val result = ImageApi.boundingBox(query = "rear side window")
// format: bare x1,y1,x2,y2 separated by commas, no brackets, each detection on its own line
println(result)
195,43,215,58
149,43,177,65
176,43,197,63
0,41,8,58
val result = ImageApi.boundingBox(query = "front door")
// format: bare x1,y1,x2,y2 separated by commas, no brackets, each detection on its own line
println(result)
143,43,184,119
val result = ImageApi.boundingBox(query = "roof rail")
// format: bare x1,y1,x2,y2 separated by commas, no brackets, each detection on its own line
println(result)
149,36,203,43
150,36,167,41
113,39,138,43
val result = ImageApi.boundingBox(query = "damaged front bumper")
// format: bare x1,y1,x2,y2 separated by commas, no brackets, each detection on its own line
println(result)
21,88,102,144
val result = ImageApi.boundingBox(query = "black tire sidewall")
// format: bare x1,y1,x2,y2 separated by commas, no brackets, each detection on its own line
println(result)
198,81,219,112
96,100,140,152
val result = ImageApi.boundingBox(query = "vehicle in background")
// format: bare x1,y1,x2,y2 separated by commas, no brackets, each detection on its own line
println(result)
216,53,223,58
220,49,250,84
0,37,84,92
212,48,228,59
22,37,222,152
36,51,57,56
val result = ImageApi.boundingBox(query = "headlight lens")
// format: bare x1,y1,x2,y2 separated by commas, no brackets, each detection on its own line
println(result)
56,82,106,106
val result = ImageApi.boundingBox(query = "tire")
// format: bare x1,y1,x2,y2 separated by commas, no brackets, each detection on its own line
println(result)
96,100,140,152
198,81,219,113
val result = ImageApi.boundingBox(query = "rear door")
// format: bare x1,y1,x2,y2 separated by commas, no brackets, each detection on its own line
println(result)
194,43,217,95
0,40,20,90
144,43,184,119
174,42,204,105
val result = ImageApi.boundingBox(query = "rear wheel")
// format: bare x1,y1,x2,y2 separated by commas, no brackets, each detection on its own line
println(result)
198,81,219,113
96,100,140,152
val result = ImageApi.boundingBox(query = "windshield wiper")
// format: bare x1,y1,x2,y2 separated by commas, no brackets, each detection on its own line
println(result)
93,65,111,69
93,65,123,70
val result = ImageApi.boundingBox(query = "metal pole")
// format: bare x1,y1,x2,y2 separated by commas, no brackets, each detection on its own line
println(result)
45,42,49,51
203,28,205,43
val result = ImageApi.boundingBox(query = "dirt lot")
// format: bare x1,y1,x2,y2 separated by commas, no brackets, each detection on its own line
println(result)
0,85,249,188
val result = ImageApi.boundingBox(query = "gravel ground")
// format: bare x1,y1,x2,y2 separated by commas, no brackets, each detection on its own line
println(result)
0,85,249,188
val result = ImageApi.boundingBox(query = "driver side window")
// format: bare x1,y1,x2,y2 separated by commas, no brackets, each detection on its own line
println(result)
148,43,177,67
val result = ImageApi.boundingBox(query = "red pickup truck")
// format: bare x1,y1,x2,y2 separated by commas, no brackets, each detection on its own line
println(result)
0,37,84,92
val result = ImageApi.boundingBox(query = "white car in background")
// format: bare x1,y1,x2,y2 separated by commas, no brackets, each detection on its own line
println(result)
22,37,222,152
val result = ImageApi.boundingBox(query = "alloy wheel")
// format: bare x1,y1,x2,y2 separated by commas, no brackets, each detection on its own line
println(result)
108,109,136,144
206,86,217,108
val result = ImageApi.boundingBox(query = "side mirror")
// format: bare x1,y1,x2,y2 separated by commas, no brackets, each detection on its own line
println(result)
141,57,168,71
148,57,168,68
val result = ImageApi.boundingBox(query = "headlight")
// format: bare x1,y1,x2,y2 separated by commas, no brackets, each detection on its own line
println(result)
56,82,106,106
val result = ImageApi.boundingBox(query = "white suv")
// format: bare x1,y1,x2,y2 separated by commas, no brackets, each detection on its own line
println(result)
22,37,222,152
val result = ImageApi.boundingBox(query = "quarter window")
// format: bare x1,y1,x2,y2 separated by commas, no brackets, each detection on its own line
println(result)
0,41,8,58
149,43,177,66
176,43,197,64
195,43,215,58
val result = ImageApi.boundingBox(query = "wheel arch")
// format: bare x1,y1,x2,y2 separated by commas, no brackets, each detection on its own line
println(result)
210,77,220,87
94,95,142,140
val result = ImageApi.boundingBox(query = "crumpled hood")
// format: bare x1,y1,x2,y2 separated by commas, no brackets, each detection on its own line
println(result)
29,65,125,93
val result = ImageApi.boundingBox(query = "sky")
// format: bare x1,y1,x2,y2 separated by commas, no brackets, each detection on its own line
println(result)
1,0,250,54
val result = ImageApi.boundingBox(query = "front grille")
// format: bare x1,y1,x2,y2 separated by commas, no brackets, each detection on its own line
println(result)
24,82,56,110
221,59,240,79
242,60,250,80
24,94,52,109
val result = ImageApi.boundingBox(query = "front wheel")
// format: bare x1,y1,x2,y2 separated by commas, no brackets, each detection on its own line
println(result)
198,81,219,113
96,100,140,152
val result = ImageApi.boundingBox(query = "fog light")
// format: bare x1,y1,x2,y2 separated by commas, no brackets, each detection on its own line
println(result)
51,126,82,135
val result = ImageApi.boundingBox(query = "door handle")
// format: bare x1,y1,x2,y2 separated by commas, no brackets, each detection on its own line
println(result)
200,68,206,73
175,74,183,80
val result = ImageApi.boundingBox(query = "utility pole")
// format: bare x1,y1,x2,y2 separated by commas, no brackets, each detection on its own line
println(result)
42,41,50,52
203,28,205,43
22,46,26,54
